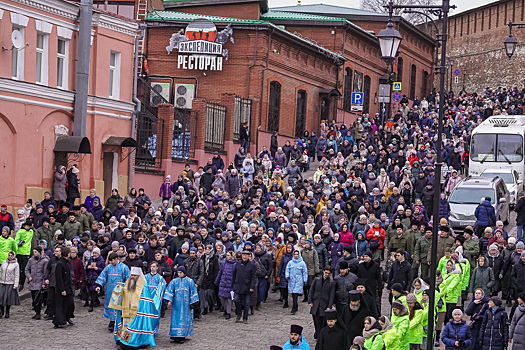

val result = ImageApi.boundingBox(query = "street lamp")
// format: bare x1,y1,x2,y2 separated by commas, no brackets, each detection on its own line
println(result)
505,33,517,58
377,20,403,67
504,21,525,59
378,2,455,350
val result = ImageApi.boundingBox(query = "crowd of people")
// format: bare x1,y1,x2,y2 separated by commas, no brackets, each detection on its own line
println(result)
2,86,525,349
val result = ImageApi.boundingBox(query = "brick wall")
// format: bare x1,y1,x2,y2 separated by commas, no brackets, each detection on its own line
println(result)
430,0,525,92
167,3,262,20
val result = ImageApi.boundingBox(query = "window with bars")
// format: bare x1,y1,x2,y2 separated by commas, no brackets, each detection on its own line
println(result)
205,102,226,152
343,67,353,111
363,75,371,114
267,81,281,132
233,96,252,141
410,64,417,100
295,90,307,138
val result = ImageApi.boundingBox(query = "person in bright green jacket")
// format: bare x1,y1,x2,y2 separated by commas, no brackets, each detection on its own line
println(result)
420,289,433,350
453,246,470,308
363,316,384,350
379,315,400,350
0,226,17,263
14,219,33,290
406,293,424,350
390,283,408,321
437,247,453,276
442,259,462,326
412,277,428,303
391,300,410,350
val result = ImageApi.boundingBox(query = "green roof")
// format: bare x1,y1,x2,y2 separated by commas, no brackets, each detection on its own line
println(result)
272,4,390,17
145,10,345,62
146,9,267,24
260,10,347,22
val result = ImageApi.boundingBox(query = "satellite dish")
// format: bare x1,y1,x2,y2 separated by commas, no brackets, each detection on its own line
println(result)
11,30,24,50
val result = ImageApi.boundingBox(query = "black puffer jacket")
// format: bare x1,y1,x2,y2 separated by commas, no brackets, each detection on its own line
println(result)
479,305,508,350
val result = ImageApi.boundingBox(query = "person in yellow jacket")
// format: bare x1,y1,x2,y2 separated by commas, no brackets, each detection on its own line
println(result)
412,277,428,303
441,259,462,326
437,247,453,276
391,300,410,350
452,246,470,308
363,316,384,350
420,289,435,350
406,293,424,350
379,315,400,350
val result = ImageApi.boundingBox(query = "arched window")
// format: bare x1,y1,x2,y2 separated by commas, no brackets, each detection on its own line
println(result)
421,70,429,98
397,57,403,83
410,64,417,100
343,67,353,111
267,81,281,132
295,90,307,137
363,75,371,114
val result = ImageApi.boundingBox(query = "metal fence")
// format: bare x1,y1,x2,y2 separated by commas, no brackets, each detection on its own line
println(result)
172,108,197,160
135,109,164,170
233,96,252,141
205,102,226,152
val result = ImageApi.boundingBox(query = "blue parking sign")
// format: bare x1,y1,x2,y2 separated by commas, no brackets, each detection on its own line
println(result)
351,92,363,105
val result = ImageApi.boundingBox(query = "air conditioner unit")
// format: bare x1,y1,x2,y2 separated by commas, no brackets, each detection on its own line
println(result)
150,82,171,106
174,83,195,109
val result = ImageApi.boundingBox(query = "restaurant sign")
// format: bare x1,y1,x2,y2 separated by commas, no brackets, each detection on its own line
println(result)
166,19,234,71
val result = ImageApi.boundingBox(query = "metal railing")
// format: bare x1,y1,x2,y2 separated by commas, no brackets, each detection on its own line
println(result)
172,108,197,160
233,96,252,141
204,102,226,152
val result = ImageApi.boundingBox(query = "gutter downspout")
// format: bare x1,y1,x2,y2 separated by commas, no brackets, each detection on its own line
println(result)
257,27,273,155
73,0,93,137
130,23,147,189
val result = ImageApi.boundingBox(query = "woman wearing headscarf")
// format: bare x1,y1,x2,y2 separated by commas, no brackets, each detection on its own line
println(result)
378,315,399,350
469,256,495,298
412,277,428,302
277,243,294,309
442,259,462,325
465,288,489,349
0,251,20,318
363,316,384,350
215,250,236,319
285,248,308,315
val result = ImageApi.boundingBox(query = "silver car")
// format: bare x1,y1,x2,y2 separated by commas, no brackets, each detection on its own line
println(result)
480,169,523,207
448,176,510,231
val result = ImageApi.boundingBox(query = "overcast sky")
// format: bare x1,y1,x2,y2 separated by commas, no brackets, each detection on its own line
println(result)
268,0,497,16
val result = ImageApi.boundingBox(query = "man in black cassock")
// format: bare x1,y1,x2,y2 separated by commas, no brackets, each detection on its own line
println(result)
315,309,347,350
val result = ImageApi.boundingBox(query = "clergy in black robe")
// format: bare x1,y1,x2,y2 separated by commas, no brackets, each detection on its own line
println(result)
315,309,347,350
341,290,370,344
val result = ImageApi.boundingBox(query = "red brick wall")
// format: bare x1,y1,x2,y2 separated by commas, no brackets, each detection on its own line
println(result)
146,25,339,139
429,0,524,92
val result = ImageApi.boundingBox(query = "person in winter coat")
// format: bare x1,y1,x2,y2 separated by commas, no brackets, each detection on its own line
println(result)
469,256,495,297
465,288,489,349
391,300,410,350
387,248,413,293
362,316,384,350
301,239,319,302
353,231,369,260
24,246,49,319
53,165,67,206
479,296,509,350
342,290,372,345
85,247,105,312
278,243,294,308
313,234,328,272
379,315,400,350
474,197,497,237
215,251,236,319
308,266,335,339
285,249,308,315
69,247,85,291
66,166,80,208
439,193,451,220
441,308,472,350
509,292,525,350
445,170,461,196
328,234,344,270
0,250,20,317
442,259,463,323
253,243,271,308
366,220,386,260
159,175,172,201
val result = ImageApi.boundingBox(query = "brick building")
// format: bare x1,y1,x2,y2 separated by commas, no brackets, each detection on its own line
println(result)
432,0,525,92
131,0,436,195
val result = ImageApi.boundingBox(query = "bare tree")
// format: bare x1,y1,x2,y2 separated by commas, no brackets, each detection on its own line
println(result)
361,0,439,25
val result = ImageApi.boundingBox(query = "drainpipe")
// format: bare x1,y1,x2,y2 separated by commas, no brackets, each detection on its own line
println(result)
73,0,93,137
129,23,147,189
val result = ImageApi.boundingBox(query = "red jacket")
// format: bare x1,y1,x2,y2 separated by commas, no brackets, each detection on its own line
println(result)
366,227,386,249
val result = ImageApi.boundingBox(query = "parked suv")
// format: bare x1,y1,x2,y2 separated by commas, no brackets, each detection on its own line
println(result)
449,176,510,231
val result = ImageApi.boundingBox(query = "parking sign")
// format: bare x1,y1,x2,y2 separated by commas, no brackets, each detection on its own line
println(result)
351,92,363,111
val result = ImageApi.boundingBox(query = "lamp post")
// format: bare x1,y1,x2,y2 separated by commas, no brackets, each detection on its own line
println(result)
377,2,455,350
449,57,454,92
504,21,524,58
